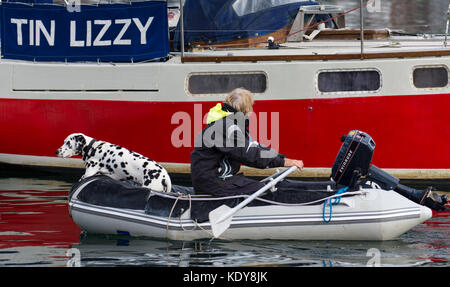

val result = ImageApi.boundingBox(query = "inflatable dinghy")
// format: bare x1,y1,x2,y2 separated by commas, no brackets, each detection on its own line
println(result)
68,173,432,241
68,131,447,241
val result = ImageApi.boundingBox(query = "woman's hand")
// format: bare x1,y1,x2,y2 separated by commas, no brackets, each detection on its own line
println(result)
284,158,304,170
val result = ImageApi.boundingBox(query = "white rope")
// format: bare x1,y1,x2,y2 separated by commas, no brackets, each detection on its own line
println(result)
151,190,367,208
165,194,180,239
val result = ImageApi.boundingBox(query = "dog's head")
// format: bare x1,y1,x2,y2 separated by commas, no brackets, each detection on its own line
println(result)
56,133,87,158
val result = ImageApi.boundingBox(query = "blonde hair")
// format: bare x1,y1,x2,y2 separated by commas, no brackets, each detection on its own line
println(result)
224,88,254,115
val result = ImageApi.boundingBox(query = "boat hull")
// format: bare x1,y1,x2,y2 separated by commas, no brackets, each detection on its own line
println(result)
69,189,432,241
0,93,449,176
0,54,449,177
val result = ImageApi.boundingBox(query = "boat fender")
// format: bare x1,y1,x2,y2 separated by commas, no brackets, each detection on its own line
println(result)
267,36,279,49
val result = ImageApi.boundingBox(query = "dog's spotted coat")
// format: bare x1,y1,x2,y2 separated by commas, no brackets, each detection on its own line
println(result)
56,133,171,192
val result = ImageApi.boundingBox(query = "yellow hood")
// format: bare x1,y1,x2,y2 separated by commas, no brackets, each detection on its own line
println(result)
206,103,232,124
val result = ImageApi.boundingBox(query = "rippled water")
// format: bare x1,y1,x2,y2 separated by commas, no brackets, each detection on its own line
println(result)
0,174,448,267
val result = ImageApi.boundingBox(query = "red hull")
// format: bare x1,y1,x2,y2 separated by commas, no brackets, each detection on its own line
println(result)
0,93,449,169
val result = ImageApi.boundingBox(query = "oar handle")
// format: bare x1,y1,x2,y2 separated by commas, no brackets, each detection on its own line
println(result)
260,168,284,183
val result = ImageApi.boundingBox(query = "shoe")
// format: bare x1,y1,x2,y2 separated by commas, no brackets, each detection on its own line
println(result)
421,190,448,212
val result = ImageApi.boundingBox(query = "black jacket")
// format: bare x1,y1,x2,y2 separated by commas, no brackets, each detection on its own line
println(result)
190,103,285,196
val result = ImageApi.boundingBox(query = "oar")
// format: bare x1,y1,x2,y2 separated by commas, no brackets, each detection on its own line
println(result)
208,166,298,238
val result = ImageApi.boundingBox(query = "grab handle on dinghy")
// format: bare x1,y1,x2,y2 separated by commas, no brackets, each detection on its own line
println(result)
208,166,298,238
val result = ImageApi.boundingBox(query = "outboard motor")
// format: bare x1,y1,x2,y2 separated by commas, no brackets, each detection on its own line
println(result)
367,165,448,212
331,130,375,187
332,130,448,211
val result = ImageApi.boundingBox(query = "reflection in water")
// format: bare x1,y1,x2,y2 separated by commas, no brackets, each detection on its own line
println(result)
75,219,449,267
0,177,81,266
324,0,449,34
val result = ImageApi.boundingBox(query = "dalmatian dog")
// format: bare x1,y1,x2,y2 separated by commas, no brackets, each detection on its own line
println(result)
56,133,172,193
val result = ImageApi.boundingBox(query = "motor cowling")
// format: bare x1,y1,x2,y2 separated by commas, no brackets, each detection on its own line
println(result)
330,130,448,211
331,130,376,186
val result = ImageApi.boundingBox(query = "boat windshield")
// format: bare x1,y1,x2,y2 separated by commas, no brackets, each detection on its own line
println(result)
173,0,319,49
232,0,311,16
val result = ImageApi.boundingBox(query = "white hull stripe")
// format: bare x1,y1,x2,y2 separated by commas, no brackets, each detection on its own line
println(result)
70,200,421,231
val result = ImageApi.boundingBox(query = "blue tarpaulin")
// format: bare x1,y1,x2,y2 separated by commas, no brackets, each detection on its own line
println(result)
0,1,169,62
173,0,320,49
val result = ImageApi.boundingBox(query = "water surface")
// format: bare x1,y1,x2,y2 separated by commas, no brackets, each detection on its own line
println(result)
0,175,448,267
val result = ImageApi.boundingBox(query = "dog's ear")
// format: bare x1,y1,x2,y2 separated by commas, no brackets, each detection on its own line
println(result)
73,135,86,154
73,135,86,145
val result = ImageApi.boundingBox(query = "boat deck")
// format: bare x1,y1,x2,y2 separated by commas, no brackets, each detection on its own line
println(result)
178,35,450,62
1,35,449,64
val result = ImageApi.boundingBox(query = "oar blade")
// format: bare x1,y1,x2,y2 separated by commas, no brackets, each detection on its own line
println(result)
209,204,233,238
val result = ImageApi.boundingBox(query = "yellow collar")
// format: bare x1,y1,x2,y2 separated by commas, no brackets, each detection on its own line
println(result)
206,103,233,124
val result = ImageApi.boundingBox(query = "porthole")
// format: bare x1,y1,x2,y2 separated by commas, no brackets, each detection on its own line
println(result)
412,66,449,89
187,72,267,96
317,69,381,94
